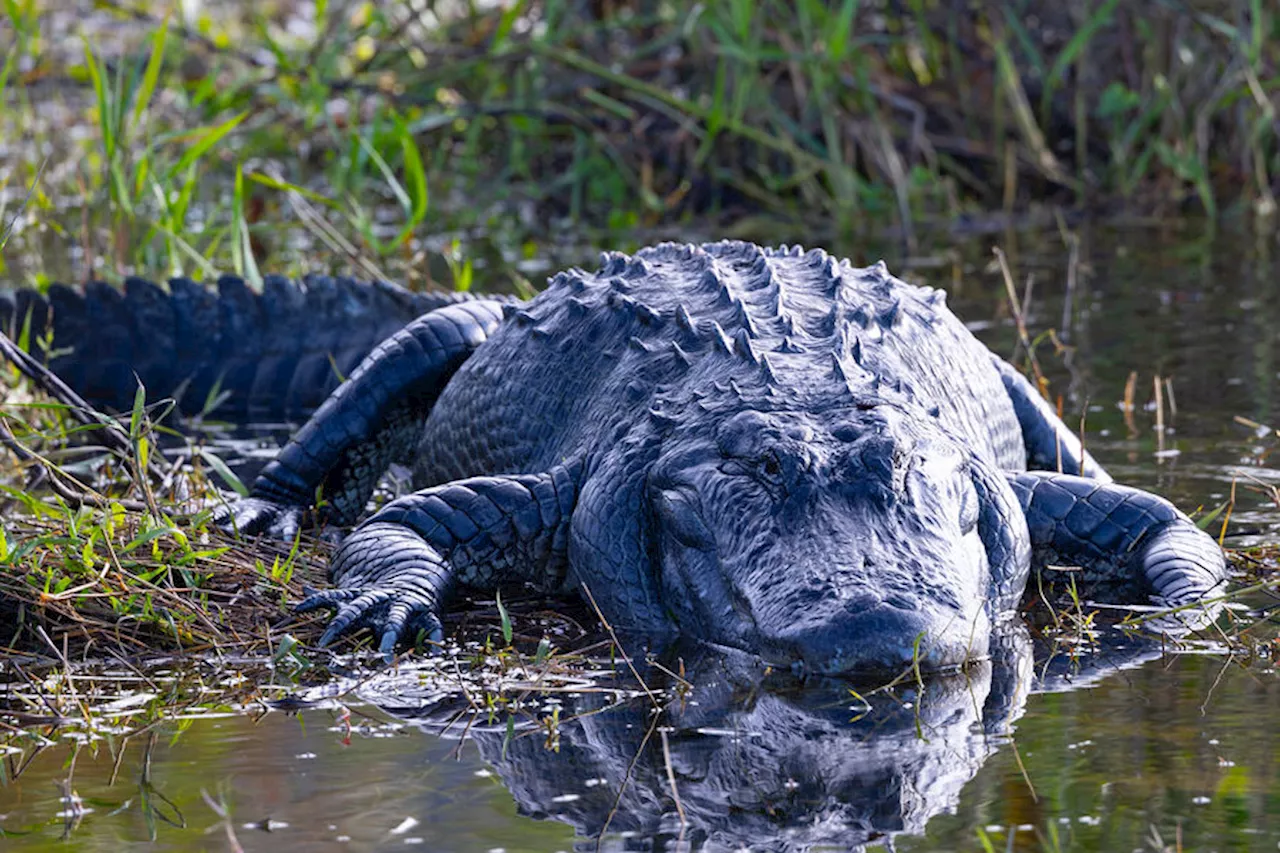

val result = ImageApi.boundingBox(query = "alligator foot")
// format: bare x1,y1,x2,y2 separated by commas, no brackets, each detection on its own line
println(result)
1008,471,1227,608
294,467,580,654
295,521,451,654
212,497,308,541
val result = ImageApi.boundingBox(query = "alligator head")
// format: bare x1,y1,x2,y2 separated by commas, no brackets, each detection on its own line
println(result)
647,401,1027,677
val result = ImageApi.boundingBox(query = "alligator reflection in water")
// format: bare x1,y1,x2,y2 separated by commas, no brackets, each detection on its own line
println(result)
352,626,1172,852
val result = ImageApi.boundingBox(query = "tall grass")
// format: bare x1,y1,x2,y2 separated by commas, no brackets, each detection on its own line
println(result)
0,0,1275,287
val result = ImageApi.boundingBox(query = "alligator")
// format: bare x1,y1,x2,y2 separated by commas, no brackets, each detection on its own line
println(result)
0,241,1227,675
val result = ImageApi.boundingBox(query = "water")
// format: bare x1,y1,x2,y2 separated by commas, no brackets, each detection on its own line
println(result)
3,224,1280,851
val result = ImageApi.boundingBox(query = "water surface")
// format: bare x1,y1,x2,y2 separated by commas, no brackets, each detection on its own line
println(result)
3,224,1280,852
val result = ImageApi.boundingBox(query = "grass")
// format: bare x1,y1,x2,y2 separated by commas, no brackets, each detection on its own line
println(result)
0,1,1276,290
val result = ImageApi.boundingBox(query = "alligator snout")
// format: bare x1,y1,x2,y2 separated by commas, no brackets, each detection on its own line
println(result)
764,597,989,677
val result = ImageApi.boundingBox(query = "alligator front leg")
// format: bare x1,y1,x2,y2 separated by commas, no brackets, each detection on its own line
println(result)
297,462,582,652
1008,471,1227,608
216,301,506,538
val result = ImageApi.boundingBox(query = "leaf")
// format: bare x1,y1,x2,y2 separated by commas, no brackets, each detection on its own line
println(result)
396,117,428,228
502,714,515,759
1044,0,1120,103
246,171,340,208
490,0,528,53
1097,82,1140,119
169,111,247,179
357,132,412,218
199,449,248,496
232,161,261,288
533,637,552,666
1195,500,1231,530
496,590,513,645
131,16,170,129
130,379,147,440
82,38,115,161
123,526,181,553
826,0,859,62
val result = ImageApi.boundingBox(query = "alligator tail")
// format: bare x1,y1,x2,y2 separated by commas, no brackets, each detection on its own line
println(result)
0,274,480,422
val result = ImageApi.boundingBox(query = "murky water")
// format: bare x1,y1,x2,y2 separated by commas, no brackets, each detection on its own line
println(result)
4,224,1280,851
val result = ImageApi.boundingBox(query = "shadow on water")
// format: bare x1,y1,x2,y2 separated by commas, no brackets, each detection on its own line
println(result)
4,225,1280,851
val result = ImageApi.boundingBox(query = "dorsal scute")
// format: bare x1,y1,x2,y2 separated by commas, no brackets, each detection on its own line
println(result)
598,251,628,276
525,241,963,421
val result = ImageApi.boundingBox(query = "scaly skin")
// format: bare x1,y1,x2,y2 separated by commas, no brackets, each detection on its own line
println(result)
0,274,480,419
2,242,1229,675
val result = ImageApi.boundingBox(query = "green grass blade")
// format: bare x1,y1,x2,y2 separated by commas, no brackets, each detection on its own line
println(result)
232,162,262,289
396,117,428,228
82,38,114,162
357,132,413,219
169,111,247,179
246,171,341,208
129,381,147,441
1041,0,1119,119
490,0,528,53
199,449,249,497
131,16,170,130
496,590,513,645
826,0,859,62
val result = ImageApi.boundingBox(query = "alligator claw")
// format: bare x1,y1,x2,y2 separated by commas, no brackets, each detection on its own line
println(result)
213,496,306,540
297,581,444,654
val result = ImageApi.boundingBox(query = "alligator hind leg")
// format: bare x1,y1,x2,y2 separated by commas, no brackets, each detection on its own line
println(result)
993,358,1109,481
216,300,506,539
297,462,582,652
1008,471,1226,609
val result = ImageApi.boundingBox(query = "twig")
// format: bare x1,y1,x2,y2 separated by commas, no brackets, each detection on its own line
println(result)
578,581,659,710
659,727,687,840
200,788,246,853
992,247,1047,393
596,709,660,853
